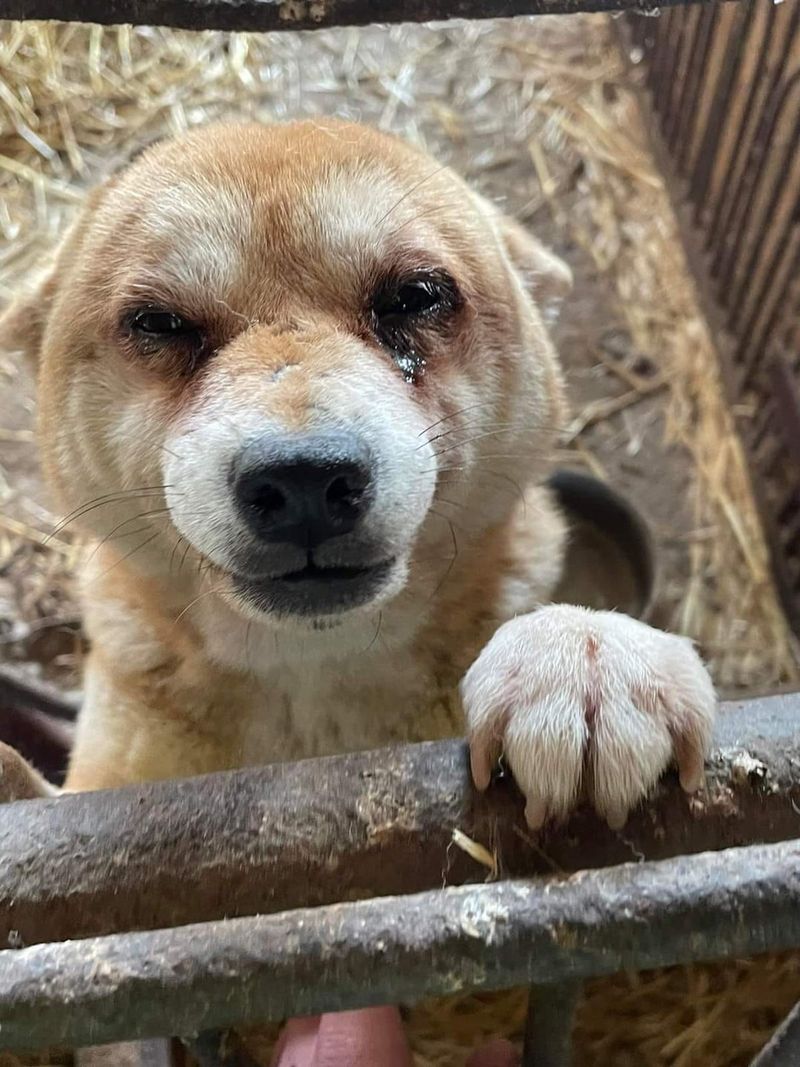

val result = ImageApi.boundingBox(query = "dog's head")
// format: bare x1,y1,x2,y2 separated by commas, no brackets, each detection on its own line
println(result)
1,121,568,636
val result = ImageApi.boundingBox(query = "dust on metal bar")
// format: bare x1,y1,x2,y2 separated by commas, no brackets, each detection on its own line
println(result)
1,693,799,948
1,838,799,1051
0,0,724,35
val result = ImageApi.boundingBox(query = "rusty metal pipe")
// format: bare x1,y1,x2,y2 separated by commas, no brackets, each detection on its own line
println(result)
2,838,800,1051
523,980,583,1067
1,694,799,949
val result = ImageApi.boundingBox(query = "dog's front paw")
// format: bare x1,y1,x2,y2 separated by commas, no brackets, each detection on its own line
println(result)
461,605,716,829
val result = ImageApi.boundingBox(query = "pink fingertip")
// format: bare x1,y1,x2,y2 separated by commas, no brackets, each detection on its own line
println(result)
270,1016,322,1066
316,1007,412,1067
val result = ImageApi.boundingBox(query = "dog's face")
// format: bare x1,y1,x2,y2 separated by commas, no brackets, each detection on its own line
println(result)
2,121,568,633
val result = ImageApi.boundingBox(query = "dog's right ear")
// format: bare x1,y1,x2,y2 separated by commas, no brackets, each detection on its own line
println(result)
0,260,60,367
0,144,155,367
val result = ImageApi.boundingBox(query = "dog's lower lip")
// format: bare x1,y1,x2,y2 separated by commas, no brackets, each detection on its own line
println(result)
238,558,394,585
277,561,375,584
230,557,396,616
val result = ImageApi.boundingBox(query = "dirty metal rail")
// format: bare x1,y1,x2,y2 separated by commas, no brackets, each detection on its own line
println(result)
0,0,721,35
1,693,799,948
1,837,799,1050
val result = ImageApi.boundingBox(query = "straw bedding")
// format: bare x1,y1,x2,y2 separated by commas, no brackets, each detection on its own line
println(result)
1,12,798,1065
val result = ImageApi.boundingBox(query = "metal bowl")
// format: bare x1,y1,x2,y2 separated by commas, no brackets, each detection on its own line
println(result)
547,468,657,621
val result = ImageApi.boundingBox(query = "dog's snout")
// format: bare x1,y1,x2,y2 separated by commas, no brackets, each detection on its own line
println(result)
232,432,374,548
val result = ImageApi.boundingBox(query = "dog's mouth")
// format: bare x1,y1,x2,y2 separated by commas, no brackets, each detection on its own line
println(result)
230,555,396,617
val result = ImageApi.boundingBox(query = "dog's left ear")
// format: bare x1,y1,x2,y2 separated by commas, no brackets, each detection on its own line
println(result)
497,214,573,310
478,194,573,317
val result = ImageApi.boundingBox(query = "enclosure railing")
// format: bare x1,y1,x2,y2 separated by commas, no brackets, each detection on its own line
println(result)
628,0,800,635
1,693,800,1065
0,0,714,36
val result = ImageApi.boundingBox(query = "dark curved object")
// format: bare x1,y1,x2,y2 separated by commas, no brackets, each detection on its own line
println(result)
0,665,77,785
547,467,657,620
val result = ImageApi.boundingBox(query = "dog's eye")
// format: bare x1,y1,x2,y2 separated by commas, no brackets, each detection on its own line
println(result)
372,274,455,324
129,309,197,338
374,280,442,320
123,306,208,375
369,270,461,383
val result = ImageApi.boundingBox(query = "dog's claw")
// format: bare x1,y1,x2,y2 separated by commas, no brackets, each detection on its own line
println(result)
462,605,716,830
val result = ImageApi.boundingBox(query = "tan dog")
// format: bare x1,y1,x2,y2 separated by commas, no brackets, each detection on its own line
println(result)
1,120,715,828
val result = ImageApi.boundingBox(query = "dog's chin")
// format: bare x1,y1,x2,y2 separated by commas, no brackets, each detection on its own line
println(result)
223,556,402,627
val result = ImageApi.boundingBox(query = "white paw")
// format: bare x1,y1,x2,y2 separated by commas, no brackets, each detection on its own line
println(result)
460,605,716,829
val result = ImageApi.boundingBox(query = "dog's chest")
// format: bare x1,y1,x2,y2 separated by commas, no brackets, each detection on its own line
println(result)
237,651,464,763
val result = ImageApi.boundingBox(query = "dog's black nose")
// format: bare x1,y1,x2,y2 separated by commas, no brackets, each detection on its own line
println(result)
231,432,373,548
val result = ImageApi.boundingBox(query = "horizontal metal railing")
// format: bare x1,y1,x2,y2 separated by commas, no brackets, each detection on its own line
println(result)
1,693,799,1064
0,0,719,36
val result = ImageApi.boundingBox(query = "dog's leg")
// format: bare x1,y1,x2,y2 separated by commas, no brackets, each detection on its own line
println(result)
63,649,256,791
461,605,716,829
0,741,59,801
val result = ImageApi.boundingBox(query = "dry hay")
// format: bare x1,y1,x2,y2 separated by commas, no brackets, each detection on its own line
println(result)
1,12,799,1067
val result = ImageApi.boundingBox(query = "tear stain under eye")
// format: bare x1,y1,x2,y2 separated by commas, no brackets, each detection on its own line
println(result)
396,350,426,383
384,330,426,383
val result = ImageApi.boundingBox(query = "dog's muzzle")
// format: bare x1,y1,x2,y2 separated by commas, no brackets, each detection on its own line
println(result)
227,431,393,616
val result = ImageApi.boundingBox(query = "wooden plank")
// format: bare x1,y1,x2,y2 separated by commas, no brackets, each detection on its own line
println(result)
0,0,718,36
1,693,799,948
1,837,799,1050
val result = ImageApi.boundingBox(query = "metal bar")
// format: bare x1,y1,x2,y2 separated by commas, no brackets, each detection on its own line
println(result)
660,3,702,143
182,1032,262,1067
1,838,799,1051
659,4,700,140
689,0,755,219
738,230,800,378
747,266,800,389
2,693,800,948
523,980,582,1067
716,70,800,295
0,0,728,34
670,4,719,171
707,0,787,252
750,1000,800,1066
728,105,800,333
646,7,677,105
709,2,800,280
